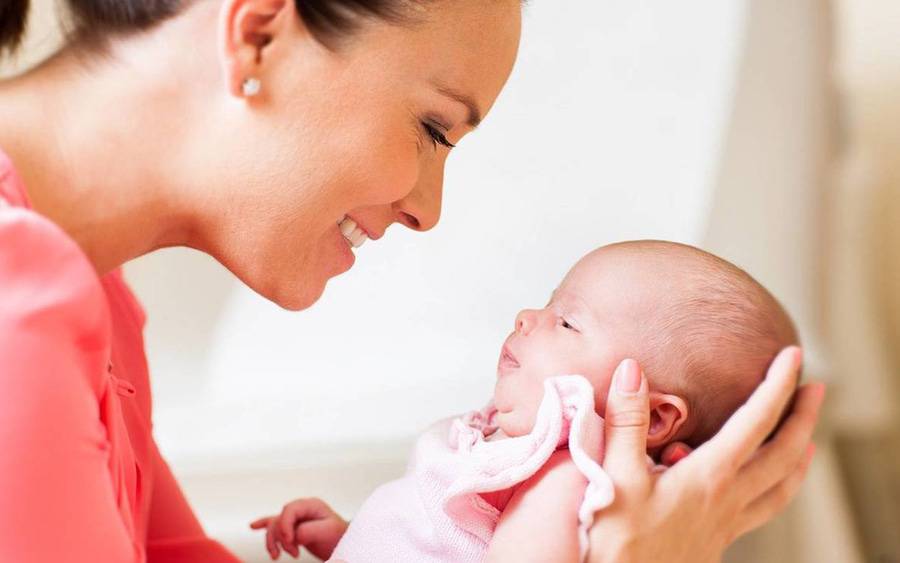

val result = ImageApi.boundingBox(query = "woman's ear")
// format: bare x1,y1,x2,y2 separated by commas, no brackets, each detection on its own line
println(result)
645,391,688,449
218,0,296,98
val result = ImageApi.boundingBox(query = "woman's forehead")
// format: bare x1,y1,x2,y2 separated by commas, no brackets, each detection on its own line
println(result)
353,0,520,114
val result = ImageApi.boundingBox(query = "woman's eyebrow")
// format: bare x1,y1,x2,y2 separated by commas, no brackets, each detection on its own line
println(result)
431,80,483,128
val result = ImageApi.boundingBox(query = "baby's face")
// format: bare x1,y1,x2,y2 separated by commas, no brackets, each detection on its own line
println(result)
493,251,653,436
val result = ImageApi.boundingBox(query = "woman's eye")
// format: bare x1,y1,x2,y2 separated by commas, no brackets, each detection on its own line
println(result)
422,122,456,150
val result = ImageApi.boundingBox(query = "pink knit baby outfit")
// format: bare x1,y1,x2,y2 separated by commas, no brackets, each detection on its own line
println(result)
330,375,614,562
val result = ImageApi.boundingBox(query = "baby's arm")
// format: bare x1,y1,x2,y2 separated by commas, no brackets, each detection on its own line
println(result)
485,449,587,563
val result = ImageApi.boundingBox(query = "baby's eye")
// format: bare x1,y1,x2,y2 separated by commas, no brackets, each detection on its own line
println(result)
561,318,577,331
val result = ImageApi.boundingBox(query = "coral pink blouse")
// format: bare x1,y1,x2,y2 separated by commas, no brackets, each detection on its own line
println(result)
0,150,239,562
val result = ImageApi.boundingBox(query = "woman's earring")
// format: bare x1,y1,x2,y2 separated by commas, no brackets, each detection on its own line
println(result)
242,77,261,97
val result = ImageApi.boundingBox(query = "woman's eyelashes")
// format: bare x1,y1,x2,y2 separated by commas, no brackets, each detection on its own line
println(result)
422,121,456,150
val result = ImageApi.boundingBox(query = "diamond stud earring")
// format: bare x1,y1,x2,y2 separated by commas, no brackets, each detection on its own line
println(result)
242,77,261,97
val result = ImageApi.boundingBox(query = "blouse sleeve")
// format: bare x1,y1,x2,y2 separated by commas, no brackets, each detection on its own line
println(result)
0,206,138,561
145,438,241,563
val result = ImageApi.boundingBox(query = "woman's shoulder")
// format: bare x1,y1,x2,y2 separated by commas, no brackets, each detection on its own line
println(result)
0,201,111,393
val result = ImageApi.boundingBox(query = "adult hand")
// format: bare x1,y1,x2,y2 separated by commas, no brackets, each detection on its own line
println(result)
588,347,824,563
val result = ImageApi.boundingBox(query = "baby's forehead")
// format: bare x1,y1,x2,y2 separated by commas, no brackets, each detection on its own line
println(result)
561,247,673,291
565,243,710,285
557,258,657,316
557,245,709,317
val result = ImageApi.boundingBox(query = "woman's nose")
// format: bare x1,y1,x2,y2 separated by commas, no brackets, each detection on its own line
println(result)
515,309,539,336
393,158,444,232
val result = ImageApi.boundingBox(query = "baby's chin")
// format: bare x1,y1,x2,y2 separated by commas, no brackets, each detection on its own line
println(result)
494,410,533,438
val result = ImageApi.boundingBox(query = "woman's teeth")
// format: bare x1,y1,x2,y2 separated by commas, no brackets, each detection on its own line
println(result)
338,216,368,249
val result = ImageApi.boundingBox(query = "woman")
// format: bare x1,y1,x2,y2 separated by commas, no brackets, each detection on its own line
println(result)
0,0,823,561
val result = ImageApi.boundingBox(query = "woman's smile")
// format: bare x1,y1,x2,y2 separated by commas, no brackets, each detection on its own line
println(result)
331,221,356,274
330,215,382,276
339,216,369,249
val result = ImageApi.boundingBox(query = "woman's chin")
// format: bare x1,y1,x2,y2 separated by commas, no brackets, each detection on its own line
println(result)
258,250,353,311
277,293,320,312
249,271,329,312
276,280,329,312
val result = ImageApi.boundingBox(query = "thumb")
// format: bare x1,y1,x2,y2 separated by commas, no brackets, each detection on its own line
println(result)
602,359,651,488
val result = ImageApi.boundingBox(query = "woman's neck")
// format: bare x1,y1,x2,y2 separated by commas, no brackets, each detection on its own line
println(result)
0,7,219,274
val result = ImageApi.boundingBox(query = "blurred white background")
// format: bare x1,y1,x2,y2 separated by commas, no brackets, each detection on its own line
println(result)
7,0,900,561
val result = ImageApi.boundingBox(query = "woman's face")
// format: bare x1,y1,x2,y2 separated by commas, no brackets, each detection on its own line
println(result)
204,0,522,310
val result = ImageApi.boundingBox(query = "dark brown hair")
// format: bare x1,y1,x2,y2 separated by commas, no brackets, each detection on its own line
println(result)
0,0,413,57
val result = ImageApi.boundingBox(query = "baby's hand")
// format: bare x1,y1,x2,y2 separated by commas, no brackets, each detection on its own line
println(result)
250,497,349,561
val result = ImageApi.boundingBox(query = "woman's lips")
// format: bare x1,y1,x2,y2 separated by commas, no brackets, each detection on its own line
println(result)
332,223,356,273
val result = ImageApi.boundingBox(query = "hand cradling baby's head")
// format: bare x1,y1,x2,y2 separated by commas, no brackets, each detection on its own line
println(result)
493,240,798,452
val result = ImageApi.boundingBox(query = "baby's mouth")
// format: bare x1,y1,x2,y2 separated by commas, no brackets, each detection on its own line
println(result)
499,344,520,369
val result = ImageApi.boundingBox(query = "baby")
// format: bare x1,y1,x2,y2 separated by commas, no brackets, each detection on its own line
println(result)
251,240,798,562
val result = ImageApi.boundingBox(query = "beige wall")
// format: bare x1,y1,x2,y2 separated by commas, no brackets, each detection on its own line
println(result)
827,1,900,559
836,0,900,378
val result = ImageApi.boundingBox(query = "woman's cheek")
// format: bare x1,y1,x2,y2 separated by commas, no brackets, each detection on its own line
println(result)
368,139,420,205
348,118,423,206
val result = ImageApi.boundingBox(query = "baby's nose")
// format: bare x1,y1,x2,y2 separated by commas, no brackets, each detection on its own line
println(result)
515,309,538,335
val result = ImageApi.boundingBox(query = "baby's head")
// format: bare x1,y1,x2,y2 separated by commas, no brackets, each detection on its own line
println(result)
493,240,798,453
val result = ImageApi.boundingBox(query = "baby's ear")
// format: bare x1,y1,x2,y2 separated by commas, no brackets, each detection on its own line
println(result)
645,392,688,449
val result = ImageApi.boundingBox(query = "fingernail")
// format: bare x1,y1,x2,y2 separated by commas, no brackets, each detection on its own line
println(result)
793,346,804,365
616,359,641,395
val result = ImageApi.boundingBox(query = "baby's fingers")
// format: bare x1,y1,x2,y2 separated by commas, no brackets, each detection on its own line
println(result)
250,516,272,530
280,507,311,557
279,521,300,559
266,519,282,560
